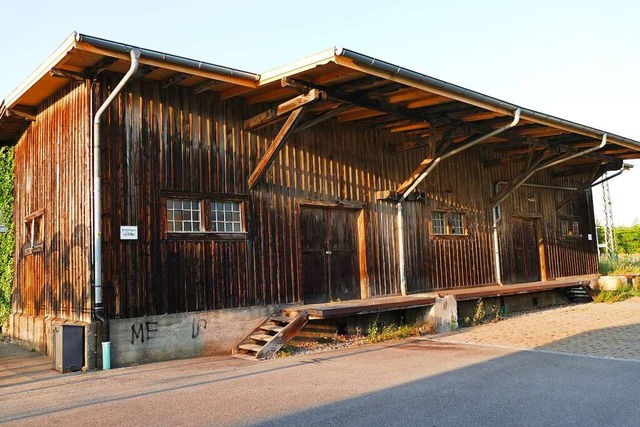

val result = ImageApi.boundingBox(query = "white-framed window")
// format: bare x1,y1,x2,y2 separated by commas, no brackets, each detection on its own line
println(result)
210,201,243,233
450,212,465,235
431,211,446,235
167,199,202,232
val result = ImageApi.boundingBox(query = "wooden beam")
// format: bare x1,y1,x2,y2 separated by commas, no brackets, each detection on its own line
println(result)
50,68,85,82
295,104,351,133
7,108,36,122
248,107,307,190
556,163,605,212
161,73,189,89
490,152,576,207
244,89,322,131
192,79,219,94
85,57,117,77
133,64,158,80
285,78,470,130
395,134,453,195
405,95,450,109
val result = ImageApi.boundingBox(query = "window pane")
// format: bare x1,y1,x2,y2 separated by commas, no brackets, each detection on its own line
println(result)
210,200,243,233
431,212,445,234
166,198,201,233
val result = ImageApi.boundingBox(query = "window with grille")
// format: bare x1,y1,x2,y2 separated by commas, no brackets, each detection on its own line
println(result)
210,201,243,233
431,212,446,235
166,199,202,232
450,212,465,235
560,217,581,237
25,211,44,253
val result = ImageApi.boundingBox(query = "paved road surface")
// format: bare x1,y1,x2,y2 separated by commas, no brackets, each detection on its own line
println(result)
2,331,640,426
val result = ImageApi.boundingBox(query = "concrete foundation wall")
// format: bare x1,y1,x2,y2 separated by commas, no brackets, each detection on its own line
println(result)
109,305,282,368
8,313,96,370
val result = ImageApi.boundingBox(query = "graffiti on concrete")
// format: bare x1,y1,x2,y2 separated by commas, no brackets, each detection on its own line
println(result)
192,318,207,339
131,321,159,344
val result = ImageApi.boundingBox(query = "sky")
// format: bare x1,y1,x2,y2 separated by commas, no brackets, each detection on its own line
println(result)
1,0,638,225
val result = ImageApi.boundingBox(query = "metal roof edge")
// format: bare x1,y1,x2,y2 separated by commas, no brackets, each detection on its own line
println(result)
335,48,640,152
75,33,260,83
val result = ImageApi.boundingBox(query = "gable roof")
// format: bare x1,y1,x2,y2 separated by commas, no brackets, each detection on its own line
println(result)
1,32,639,163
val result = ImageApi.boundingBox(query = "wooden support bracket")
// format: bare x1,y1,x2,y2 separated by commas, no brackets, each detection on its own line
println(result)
7,108,36,122
244,89,323,131
555,163,606,212
50,68,86,82
161,73,189,89
395,136,452,195
375,190,425,202
248,106,307,190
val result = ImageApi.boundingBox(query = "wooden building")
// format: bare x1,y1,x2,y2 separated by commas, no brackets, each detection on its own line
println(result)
2,33,639,367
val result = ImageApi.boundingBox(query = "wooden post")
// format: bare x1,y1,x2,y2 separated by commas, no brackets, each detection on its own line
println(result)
248,107,306,190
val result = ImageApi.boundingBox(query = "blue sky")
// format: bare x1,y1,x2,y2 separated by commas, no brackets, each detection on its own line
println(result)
1,0,638,224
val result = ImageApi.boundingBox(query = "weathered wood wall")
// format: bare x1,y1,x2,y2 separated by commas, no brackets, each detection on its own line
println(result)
12,81,91,322
12,74,598,321
96,74,599,318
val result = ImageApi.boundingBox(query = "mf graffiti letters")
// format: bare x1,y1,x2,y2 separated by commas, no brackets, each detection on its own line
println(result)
131,321,159,344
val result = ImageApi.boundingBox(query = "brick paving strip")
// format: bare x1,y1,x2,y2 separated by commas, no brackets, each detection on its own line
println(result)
432,298,640,361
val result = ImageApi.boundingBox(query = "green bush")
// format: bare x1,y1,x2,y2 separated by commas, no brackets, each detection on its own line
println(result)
594,285,640,304
599,255,640,276
0,146,14,326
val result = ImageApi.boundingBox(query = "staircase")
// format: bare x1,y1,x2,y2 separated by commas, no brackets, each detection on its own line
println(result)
235,310,308,359
565,285,595,303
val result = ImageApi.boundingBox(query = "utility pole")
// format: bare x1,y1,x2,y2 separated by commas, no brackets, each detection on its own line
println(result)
601,172,616,258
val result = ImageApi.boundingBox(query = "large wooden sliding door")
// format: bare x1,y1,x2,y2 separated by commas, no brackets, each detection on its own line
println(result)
300,206,362,303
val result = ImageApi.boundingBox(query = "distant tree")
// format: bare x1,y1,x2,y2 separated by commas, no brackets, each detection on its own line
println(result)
614,224,640,254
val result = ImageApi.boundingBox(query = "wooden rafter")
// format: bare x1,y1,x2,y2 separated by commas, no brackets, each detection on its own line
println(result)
7,108,36,122
161,73,189,89
85,57,117,77
295,104,351,133
192,79,219,94
133,64,158,80
248,107,307,190
286,78,469,130
490,151,576,207
556,162,606,212
395,132,455,195
50,68,85,82
244,89,323,131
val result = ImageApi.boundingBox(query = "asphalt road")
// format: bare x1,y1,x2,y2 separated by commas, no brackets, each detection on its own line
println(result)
2,338,640,426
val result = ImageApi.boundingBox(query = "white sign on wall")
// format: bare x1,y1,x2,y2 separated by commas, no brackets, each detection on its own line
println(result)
120,226,138,240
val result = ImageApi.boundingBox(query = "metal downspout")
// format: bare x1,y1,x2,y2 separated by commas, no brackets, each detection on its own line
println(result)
93,48,141,370
491,134,608,209
397,109,521,295
490,133,608,285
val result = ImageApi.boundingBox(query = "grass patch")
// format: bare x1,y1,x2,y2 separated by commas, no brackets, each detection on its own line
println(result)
599,255,640,276
366,321,434,344
593,285,640,304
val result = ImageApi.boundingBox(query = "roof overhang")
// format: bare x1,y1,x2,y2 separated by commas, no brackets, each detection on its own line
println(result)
2,33,639,165
0,32,259,142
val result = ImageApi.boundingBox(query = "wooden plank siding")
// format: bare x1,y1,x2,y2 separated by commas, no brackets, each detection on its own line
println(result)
12,74,599,322
96,73,599,319
12,81,92,323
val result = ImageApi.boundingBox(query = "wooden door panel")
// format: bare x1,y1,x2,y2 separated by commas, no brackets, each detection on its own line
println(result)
327,209,359,299
300,208,328,302
511,218,541,283
300,206,361,302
